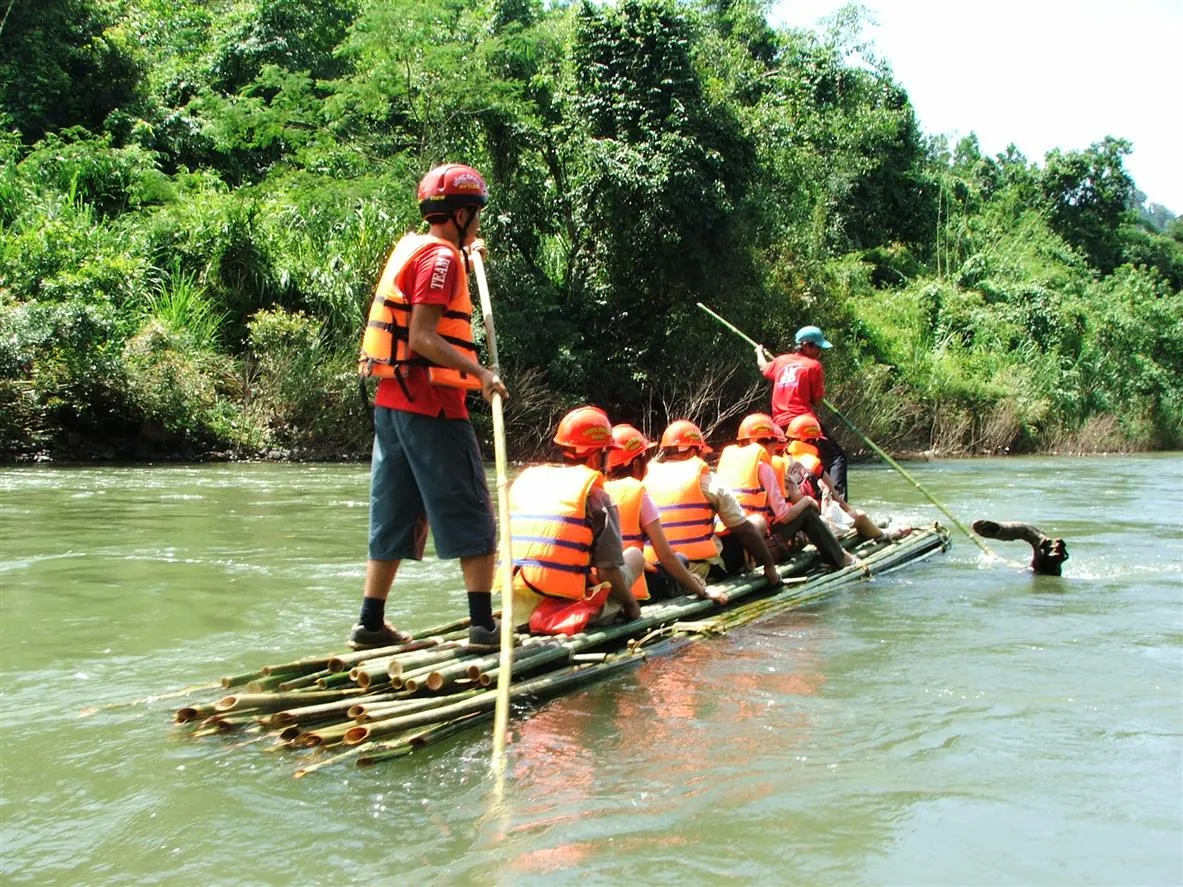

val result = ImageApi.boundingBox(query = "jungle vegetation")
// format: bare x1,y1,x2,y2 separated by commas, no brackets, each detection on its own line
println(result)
2,0,1180,462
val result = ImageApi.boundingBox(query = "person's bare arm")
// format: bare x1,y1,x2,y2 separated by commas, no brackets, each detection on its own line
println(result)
755,345,772,373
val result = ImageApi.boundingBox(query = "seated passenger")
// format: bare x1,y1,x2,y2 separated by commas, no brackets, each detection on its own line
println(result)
786,414,910,544
717,413,863,571
603,424,727,605
504,406,642,629
643,419,783,588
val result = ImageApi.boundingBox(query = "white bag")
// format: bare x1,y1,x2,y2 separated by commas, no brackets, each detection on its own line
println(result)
821,495,856,534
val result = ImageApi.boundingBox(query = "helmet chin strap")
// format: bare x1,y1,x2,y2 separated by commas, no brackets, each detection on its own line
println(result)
451,208,474,272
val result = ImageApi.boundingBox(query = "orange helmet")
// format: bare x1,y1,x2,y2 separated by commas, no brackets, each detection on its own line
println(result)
605,424,651,471
417,164,489,219
659,419,712,454
795,453,824,477
554,406,618,453
737,412,779,443
786,413,823,441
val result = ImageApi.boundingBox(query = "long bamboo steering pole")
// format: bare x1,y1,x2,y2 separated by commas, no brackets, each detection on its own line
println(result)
471,251,517,780
696,302,995,557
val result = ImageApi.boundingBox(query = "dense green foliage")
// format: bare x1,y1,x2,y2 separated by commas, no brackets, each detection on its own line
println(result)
2,0,1180,461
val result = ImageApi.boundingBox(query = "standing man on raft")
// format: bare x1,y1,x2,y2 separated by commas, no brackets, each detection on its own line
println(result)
351,163,508,651
755,325,849,499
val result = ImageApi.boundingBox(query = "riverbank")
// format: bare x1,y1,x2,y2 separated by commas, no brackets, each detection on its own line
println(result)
3,402,1171,465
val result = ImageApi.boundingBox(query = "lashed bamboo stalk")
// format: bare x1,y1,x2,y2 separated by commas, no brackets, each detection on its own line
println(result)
294,742,378,778
345,652,648,746
328,637,451,673
299,721,356,748
266,691,408,728
380,644,471,680
276,669,332,691
261,657,332,676
314,671,357,690
356,713,491,767
215,688,365,713
351,689,482,724
245,674,292,693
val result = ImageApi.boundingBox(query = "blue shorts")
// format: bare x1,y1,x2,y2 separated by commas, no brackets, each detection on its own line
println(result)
368,407,496,561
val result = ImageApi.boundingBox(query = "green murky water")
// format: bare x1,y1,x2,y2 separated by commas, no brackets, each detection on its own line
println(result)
2,455,1180,885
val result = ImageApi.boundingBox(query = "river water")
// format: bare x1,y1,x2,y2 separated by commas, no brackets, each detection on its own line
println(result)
1,455,1180,885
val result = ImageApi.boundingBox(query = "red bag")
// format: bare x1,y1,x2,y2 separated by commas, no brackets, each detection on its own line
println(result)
528,582,612,636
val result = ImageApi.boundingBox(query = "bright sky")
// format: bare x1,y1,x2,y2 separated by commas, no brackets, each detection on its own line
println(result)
769,0,1183,214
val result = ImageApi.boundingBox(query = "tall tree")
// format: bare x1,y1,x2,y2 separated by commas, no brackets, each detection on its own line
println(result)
0,0,145,142
1040,136,1135,273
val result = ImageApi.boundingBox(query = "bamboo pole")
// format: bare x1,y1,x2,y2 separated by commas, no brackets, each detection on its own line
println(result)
471,250,516,780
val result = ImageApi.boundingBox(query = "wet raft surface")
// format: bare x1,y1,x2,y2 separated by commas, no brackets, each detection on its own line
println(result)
173,525,950,776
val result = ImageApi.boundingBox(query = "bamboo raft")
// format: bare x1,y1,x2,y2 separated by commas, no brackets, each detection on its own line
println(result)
172,524,950,776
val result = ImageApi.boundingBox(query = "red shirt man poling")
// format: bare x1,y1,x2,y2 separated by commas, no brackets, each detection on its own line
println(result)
756,325,849,499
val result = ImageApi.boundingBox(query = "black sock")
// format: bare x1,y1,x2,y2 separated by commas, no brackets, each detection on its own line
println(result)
467,592,494,630
359,597,385,631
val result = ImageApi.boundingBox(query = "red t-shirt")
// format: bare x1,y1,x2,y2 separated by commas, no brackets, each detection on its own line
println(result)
374,241,471,419
763,352,824,426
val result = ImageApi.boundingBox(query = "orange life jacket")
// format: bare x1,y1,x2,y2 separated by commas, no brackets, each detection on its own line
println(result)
507,464,601,601
603,475,650,601
770,454,789,496
787,440,820,459
358,233,481,391
715,442,772,528
642,457,718,564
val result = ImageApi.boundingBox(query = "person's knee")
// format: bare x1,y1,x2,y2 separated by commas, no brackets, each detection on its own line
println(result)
623,547,645,585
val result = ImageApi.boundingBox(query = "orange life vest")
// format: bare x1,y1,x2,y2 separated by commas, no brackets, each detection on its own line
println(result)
770,454,789,496
507,464,601,601
787,440,820,459
642,457,718,564
715,442,772,527
603,475,650,601
358,233,481,390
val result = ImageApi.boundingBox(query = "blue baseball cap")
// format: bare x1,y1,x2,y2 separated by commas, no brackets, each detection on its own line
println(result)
795,325,832,349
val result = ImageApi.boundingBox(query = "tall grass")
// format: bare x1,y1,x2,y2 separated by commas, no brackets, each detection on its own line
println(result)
140,261,227,353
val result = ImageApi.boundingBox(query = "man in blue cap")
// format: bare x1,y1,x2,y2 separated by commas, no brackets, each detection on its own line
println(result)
755,325,849,497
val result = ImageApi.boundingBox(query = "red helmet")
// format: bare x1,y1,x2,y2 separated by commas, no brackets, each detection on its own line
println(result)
737,412,779,443
605,424,651,471
659,419,712,454
417,164,489,219
795,453,823,477
786,413,822,441
554,406,618,454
